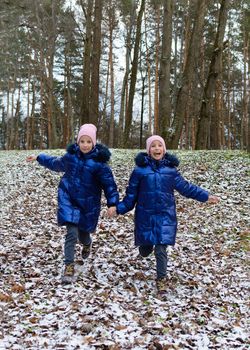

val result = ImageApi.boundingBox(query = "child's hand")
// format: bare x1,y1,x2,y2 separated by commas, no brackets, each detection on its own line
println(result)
107,206,117,218
207,195,220,204
26,155,37,162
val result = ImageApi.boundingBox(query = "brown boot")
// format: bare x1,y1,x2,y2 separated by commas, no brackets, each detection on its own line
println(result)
81,243,92,259
61,264,75,284
156,277,168,295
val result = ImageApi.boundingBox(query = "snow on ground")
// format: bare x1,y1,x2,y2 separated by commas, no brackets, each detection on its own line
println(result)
0,149,249,349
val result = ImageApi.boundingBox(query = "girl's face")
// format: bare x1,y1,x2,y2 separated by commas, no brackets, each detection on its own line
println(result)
149,140,164,160
78,135,93,153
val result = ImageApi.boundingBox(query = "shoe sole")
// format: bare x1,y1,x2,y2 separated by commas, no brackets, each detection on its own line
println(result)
61,276,76,284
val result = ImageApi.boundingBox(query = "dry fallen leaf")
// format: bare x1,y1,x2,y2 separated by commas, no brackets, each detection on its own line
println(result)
11,283,25,293
0,149,248,349
0,292,13,302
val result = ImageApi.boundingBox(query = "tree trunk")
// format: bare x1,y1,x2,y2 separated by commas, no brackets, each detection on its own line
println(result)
140,75,146,149
118,70,128,147
40,75,45,149
225,39,232,149
30,81,36,150
34,0,58,148
118,17,133,147
108,5,115,148
63,54,69,146
14,84,21,149
49,0,58,148
101,46,110,142
9,76,16,149
63,43,73,146
243,19,249,152
159,0,173,140
169,0,207,149
154,4,160,134
6,78,10,150
1,108,6,149
173,1,189,110
123,0,145,147
80,0,93,125
144,7,152,135
196,0,230,149
26,66,31,150
89,0,102,126
211,53,223,149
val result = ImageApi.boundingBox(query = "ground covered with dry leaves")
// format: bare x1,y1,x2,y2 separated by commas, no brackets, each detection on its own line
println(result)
0,149,249,350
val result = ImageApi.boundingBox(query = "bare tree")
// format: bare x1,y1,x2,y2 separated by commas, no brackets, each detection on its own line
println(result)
107,1,115,148
153,3,160,134
242,8,250,152
80,0,93,125
89,0,102,126
196,0,230,149
159,0,173,140
168,0,208,149
123,0,145,147
144,6,152,135
117,2,136,147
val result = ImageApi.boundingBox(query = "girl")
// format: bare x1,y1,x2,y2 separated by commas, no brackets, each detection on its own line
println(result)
108,135,219,295
27,124,119,284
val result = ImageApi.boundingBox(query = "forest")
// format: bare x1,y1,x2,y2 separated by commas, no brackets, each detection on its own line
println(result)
0,2,249,348
0,0,249,151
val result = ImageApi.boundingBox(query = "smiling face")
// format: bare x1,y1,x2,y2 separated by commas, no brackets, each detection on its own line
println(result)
149,140,165,160
78,135,93,153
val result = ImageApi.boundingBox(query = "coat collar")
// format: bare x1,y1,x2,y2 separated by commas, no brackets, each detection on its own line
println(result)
66,143,111,163
135,152,179,168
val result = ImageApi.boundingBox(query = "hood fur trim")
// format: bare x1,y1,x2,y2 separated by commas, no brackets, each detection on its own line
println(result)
66,143,111,163
135,152,179,168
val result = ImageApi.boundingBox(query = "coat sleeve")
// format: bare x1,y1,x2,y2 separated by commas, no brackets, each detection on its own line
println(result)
116,168,141,215
37,153,65,173
98,164,119,207
174,170,209,202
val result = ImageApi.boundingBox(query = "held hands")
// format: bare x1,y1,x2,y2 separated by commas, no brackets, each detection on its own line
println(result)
207,195,220,204
107,206,117,218
26,155,37,162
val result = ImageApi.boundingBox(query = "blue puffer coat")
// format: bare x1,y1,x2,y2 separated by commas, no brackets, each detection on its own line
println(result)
37,143,119,232
116,152,209,246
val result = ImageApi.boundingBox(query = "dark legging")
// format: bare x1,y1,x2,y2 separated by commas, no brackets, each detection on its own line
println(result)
139,244,168,279
64,224,92,265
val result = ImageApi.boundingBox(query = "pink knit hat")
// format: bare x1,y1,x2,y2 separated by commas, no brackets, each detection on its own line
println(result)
146,135,167,154
77,124,97,145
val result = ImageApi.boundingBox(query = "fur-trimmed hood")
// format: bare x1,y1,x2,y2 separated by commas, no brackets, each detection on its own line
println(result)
135,152,179,168
66,143,111,163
